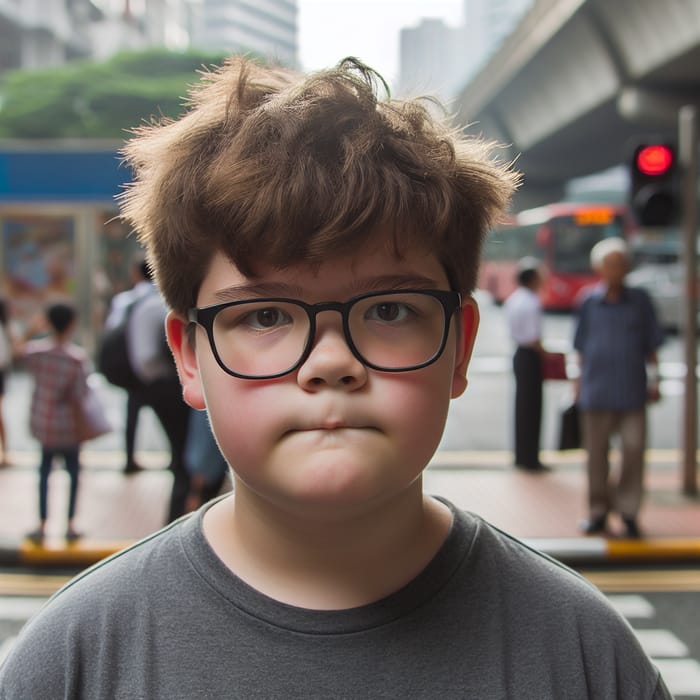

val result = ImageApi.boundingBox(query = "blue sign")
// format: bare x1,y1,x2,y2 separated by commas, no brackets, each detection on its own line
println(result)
0,148,131,202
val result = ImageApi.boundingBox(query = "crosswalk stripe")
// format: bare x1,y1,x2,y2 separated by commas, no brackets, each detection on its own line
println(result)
605,593,700,697
635,629,690,658
0,637,17,666
0,597,46,620
653,659,700,696
606,594,655,618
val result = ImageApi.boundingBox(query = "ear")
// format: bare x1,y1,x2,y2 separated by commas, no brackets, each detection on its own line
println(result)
451,296,480,399
165,310,206,410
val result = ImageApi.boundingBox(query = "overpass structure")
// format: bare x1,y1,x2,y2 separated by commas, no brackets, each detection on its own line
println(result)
454,0,700,209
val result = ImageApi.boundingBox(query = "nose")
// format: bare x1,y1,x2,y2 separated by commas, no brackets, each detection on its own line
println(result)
296,314,367,391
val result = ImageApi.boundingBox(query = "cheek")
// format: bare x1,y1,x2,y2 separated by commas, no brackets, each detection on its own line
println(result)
197,361,275,464
379,365,453,451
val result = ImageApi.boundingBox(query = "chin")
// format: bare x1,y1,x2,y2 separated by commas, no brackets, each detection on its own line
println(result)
288,458,390,505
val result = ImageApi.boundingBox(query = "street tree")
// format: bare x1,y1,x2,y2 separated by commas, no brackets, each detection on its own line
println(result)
0,48,243,139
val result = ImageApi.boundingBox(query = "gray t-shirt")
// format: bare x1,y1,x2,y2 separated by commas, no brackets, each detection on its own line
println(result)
0,498,671,699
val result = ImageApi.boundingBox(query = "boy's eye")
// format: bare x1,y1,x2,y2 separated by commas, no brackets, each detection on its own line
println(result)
365,301,413,323
241,307,292,330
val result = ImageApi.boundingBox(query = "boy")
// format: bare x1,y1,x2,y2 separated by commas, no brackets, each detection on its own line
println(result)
0,58,671,698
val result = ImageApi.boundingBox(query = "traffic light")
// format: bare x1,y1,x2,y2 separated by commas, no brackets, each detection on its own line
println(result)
629,143,678,227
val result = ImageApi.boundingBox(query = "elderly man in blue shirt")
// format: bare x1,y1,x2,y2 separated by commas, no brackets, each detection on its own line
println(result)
574,237,664,538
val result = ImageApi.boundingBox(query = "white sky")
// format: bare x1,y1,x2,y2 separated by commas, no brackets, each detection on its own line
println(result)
298,1,463,89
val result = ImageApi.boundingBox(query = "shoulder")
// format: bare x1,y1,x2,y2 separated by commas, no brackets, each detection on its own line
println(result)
0,520,190,693
447,509,614,616
465,513,634,633
461,514,665,694
131,290,167,323
23,338,52,356
505,287,524,304
626,285,654,306
577,283,604,309
62,343,88,364
25,523,183,620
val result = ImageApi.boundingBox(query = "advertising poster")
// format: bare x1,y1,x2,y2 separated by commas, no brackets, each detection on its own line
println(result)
1,214,76,328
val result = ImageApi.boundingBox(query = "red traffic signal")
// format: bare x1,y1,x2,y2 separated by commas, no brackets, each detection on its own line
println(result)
629,142,678,227
635,144,674,177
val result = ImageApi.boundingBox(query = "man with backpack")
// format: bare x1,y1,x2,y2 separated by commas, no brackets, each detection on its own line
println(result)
101,256,191,522
102,257,153,475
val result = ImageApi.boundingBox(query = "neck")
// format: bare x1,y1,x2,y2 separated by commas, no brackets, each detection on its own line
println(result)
603,282,624,301
203,481,452,609
53,331,71,345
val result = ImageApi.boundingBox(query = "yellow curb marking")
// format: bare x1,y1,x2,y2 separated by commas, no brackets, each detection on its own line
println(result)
583,568,700,592
19,540,132,566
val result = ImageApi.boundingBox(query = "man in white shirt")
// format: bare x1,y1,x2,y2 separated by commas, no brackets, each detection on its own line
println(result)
504,257,549,472
103,258,154,475
127,282,191,522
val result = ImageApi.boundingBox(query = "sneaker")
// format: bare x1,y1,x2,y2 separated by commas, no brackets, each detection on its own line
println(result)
65,528,83,542
579,515,607,535
123,461,145,475
515,462,552,473
26,529,45,544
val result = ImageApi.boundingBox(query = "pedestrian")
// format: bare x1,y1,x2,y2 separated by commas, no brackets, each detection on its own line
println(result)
183,408,229,513
574,237,664,538
0,298,11,466
504,257,550,471
126,279,191,523
0,57,671,698
102,255,151,475
20,302,90,542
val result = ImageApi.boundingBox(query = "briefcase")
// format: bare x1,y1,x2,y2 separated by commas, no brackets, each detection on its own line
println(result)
558,403,582,450
542,352,567,380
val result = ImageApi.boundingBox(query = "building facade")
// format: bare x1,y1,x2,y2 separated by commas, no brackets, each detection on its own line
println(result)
191,0,297,67
0,0,298,73
398,19,463,102
460,0,532,78
397,0,533,102
0,0,100,73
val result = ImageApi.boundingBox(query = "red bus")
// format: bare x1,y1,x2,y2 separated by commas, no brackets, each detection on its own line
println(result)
478,202,634,310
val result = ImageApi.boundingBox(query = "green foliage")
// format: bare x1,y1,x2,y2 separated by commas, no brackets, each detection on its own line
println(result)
0,48,233,139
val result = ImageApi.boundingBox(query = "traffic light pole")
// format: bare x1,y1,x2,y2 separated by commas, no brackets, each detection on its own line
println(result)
679,106,698,496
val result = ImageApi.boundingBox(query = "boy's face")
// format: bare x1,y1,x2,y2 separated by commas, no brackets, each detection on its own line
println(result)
168,238,478,518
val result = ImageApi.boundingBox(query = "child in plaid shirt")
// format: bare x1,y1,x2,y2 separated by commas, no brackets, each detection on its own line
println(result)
22,302,90,542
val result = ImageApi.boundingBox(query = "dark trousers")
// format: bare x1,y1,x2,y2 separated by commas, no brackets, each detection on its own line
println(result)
133,377,191,523
513,347,543,468
39,446,80,521
125,391,144,465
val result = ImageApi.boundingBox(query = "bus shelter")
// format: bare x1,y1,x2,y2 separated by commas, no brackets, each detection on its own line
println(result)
0,141,141,353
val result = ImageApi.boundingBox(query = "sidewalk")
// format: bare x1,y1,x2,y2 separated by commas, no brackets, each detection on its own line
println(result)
0,446,698,568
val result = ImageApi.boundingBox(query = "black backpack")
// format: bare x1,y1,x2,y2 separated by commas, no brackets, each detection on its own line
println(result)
97,299,144,391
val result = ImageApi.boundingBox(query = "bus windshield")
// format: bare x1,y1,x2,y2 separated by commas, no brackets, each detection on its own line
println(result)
550,215,625,273
477,203,630,310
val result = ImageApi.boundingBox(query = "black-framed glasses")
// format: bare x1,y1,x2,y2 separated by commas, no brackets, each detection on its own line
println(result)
187,289,462,380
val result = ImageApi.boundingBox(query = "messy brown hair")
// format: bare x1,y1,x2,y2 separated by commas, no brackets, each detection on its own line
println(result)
120,56,519,316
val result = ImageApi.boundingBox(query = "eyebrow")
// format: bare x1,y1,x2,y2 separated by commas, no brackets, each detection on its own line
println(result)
213,282,305,302
212,274,442,303
348,274,442,293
